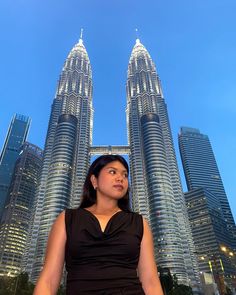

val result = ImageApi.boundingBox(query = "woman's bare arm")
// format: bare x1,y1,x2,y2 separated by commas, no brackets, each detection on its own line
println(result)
33,211,66,295
138,218,164,295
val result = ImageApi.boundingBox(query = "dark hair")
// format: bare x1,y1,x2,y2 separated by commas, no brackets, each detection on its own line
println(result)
79,155,131,212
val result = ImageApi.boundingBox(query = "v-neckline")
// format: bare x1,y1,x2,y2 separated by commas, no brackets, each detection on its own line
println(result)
81,208,123,233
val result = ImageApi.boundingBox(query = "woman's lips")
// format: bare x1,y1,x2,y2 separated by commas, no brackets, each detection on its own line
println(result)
113,184,124,190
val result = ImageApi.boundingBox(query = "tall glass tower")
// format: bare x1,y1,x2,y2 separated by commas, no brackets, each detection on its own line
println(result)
0,114,30,219
178,127,236,250
30,36,93,281
126,39,201,291
184,188,236,294
0,143,43,277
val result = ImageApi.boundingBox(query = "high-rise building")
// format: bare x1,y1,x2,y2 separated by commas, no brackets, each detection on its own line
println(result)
178,127,236,250
30,36,93,281
28,38,203,292
0,114,30,219
184,188,236,294
126,39,201,291
0,142,43,277
179,127,236,294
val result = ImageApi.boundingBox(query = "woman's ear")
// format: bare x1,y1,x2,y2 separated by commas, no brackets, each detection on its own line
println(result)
90,175,98,190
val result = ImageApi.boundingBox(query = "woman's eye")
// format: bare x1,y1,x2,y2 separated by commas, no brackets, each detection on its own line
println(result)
109,170,116,174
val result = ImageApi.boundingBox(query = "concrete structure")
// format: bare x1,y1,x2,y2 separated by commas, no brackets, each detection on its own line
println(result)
27,39,203,294
179,127,236,293
126,39,201,292
179,127,236,250
185,188,236,294
30,36,93,281
0,143,42,277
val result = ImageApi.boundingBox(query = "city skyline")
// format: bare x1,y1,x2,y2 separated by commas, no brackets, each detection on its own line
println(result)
0,0,235,220
25,33,201,289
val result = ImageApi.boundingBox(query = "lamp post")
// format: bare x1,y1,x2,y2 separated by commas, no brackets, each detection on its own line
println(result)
199,252,225,295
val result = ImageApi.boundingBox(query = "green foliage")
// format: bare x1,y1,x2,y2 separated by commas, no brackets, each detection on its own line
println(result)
0,273,66,295
158,266,173,293
158,267,193,295
57,284,66,295
226,286,233,295
0,275,12,295
172,274,178,288
168,284,193,295
0,272,34,295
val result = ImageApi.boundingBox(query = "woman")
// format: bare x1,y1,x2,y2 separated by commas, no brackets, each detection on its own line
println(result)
34,155,164,295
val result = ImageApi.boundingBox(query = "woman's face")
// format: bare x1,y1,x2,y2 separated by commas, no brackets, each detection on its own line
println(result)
91,160,129,201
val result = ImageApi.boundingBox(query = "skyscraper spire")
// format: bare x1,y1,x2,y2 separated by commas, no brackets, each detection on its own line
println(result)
79,28,83,45
80,28,83,40
126,40,201,293
29,39,93,281
135,28,140,43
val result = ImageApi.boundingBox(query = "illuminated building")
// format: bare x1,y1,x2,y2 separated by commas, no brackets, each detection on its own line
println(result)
0,114,30,219
178,127,236,250
179,127,236,293
126,39,201,291
27,37,204,293
30,35,93,281
185,188,236,294
0,143,42,277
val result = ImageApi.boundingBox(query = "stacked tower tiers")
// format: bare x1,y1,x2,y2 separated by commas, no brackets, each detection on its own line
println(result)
28,38,202,294
29,38,93,281
126,39,200,292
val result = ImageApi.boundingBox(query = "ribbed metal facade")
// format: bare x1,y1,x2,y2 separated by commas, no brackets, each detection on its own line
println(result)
126,39,201,291
140,113,183,269
30,39,93,281
0,143,43,277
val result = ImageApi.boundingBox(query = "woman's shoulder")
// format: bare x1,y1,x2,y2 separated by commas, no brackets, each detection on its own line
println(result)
125,211,144,238
65,207,82,214
128,210,143,218
125,210,144,225
65,207,76,213
64,207,81,224
128,211,150,229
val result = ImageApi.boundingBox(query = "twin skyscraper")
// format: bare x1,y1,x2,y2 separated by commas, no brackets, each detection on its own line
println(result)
1,34,234,294
25,36,201,292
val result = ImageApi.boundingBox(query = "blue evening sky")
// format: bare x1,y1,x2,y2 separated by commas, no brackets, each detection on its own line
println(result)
0,0,235,218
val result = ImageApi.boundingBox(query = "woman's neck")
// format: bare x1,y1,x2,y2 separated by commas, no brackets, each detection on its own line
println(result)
89,201,120,215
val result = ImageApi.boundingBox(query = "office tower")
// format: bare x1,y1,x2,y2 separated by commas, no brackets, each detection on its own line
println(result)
178,127,236,250
185,188,236,294
0,143,43,277
0,114,30,219
126,39,201,291
30,36,93,281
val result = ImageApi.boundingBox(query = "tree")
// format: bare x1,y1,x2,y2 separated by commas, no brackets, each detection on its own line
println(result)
158,270,193,295
0,276,12,295
0,272,35,295
158,267,173,294
226,286,233,295
13,272,34,295
168,284,193,295
57,284,66,295
168,275,193,295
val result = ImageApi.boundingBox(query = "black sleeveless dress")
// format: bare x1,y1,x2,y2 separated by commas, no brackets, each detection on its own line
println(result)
65,208,145,295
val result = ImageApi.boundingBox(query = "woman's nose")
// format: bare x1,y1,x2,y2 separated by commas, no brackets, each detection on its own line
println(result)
116,173,123,182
